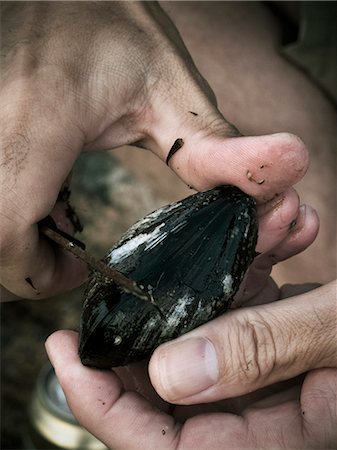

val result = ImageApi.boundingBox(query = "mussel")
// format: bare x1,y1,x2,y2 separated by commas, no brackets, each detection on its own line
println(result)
79,186,258,368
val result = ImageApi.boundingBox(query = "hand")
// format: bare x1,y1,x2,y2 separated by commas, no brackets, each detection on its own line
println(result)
0,1,309,300
46,280,337,449
45,204,335,449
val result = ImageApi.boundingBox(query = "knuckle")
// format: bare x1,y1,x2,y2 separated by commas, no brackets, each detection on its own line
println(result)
225,312,278,387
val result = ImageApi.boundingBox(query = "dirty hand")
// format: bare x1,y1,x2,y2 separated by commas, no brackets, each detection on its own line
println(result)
1,1,309,300
46,279,337,449
46,191,335,449
45,180,335,448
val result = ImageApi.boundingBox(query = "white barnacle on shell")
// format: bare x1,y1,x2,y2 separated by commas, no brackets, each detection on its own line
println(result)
133,315,161,349
222,274,233,296
113,335,122,346
162,294,194,335
141,201,182,224
108,223,166,264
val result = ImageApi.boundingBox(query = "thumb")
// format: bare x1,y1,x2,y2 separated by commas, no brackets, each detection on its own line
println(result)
0,81,88,299
149,281,337,404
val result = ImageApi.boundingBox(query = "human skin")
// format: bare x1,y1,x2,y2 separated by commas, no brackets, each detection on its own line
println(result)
0,1,311,300
159,1,337,286
46,280,337,449
1,1,336,448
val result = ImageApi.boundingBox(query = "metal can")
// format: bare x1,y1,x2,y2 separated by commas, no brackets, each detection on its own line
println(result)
25,362,108,450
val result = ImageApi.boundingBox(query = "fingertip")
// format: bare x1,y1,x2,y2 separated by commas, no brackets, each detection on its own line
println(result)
170,132,309,201
45,329,123,403
1,220,89,300
45,329,78,350
274,132,309,174
256,187,300,254
31,240,89,299
254,203,320,271
45,330,79,369
54,249,90,291
289,204,320,245
277,203,320,259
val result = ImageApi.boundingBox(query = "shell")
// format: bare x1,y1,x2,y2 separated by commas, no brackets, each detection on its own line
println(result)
79,186,258,368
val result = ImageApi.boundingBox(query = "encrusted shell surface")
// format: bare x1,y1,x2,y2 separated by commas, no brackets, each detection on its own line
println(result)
79,186,258,368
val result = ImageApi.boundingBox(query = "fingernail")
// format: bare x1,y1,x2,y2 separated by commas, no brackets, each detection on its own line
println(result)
289,218,297,230
299,204,307,221
156,337,219,401
290,204,307,231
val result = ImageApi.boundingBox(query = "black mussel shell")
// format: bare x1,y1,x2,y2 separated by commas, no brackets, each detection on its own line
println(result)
79,186,258,368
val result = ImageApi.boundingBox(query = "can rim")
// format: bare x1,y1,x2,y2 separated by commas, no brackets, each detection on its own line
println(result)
30,362,108,449
35,362,78,424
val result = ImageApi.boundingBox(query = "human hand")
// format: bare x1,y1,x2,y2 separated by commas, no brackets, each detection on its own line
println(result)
46,204,335,449
46,280,337,449
1,1,309,300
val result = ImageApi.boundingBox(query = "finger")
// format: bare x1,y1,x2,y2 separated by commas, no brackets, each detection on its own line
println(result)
130,2,308,200
144,89,308,202
1,194,89,301
300,368,337,447
46,339,336,450
237,204,319,305
72,1,308,202
85,0,309,203
173,370,336,449
279,282,321,299
113,361,169,412
168,396,305,449
173,377,302,421
237,187,301,304
263,204,319,265
149,281,337,404
45,331,181,450
0,84,88,299
255,187,300,253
